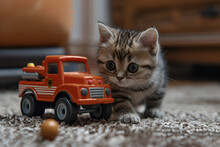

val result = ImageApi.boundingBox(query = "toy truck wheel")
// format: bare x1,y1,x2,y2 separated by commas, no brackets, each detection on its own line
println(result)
21,94,45,117
90,104,112,121
20,94,36,117
55,97,78,124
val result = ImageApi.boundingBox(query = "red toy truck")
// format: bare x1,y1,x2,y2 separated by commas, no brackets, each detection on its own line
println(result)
19,55,114,123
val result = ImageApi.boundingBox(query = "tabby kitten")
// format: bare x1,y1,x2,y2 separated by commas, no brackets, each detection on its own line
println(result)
97,23,167,124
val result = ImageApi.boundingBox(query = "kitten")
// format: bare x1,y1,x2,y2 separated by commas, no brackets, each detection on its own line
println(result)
97,23,167,124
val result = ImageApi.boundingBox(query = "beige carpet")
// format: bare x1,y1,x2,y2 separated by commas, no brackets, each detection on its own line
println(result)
0,83,220,147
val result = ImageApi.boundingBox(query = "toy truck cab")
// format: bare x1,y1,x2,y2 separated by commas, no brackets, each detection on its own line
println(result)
19,55,114,123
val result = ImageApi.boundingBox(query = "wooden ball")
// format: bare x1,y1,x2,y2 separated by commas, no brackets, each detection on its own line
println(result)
41,119,59,140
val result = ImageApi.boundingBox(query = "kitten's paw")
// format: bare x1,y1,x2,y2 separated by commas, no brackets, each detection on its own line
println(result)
144,108,164,118
119,113,141,124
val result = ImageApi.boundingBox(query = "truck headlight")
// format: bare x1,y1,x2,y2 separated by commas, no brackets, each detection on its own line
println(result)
81,88,88,96
106,88,111,96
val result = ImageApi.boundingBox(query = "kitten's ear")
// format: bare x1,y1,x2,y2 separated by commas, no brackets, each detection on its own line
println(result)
137,28,159,54
98,22,114,43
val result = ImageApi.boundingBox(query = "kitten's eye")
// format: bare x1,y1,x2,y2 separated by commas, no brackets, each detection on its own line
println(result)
127,63,138,73
106,61,116,71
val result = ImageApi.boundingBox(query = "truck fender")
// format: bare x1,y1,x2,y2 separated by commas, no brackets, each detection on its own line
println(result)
54,91,74,104
20,88,37,100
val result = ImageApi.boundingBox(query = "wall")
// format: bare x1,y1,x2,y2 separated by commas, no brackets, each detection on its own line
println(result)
69,0,110,57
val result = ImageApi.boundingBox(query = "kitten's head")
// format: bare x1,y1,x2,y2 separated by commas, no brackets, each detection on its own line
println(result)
97,23,160,88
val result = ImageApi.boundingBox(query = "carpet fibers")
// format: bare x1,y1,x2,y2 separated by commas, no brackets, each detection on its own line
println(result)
0,83,219,147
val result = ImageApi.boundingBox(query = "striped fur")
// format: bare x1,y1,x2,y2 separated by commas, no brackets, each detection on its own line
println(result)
97,23,167,124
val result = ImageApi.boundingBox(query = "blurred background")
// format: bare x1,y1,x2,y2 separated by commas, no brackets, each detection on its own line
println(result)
1,0,220,89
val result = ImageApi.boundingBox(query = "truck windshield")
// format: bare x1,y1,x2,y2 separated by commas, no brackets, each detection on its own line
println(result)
63,61,87,73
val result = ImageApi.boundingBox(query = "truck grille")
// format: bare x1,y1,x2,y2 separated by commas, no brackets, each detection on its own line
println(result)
89,87,104,98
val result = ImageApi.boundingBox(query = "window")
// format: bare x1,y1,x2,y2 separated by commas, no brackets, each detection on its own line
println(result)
48,63,58,74
63,61,87,73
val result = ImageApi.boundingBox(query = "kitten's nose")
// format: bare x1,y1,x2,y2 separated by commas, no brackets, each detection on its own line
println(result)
116,77,124,82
